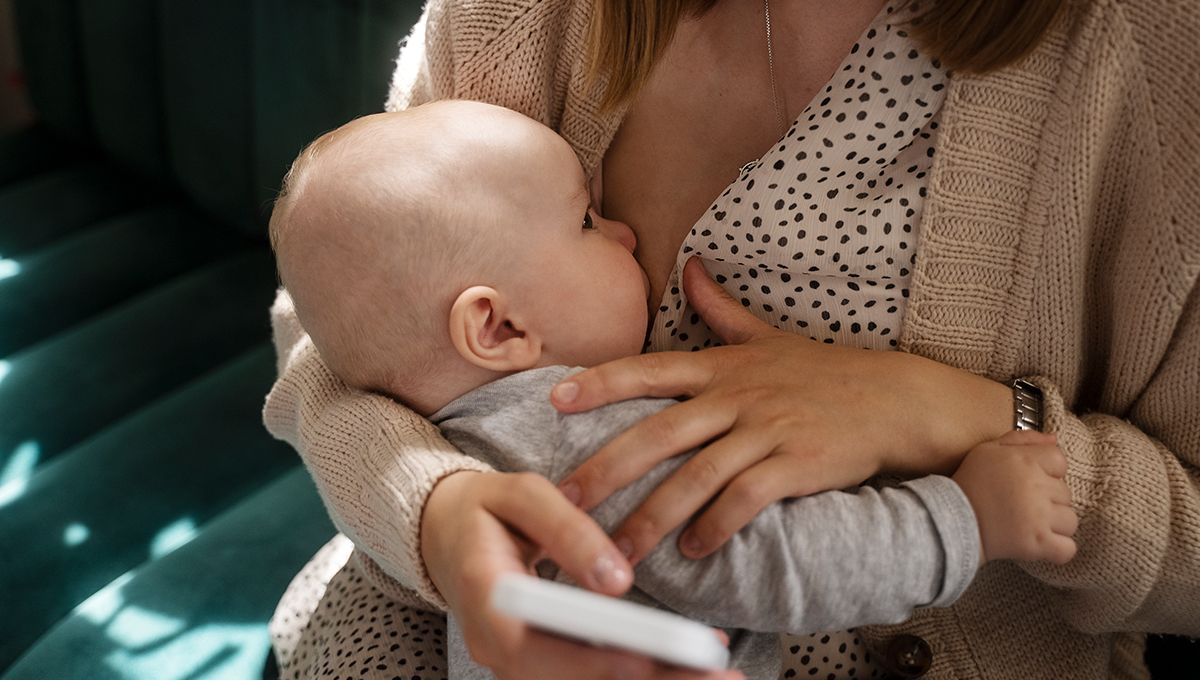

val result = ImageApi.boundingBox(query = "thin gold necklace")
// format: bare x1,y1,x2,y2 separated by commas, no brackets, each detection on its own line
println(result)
740,0,788,176
765,0,787,134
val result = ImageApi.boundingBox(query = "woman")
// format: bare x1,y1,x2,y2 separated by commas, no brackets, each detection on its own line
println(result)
265,0,1200,678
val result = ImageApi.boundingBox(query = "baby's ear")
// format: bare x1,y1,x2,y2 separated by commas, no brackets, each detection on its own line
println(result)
448,286,542,371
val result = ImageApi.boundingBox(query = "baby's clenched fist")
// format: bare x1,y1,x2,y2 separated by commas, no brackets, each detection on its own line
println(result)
953,430,1079,565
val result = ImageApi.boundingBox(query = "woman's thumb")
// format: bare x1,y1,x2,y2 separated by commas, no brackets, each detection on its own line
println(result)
682,257,774,345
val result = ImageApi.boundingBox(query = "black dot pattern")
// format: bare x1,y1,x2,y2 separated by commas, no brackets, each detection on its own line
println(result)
648,2,946,360
272,540,447,680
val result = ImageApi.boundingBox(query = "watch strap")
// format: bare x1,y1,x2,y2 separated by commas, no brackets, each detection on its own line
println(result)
1012,378,1044,432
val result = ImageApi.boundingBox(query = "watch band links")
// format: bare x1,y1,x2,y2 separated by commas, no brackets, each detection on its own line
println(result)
1012,378,1044,432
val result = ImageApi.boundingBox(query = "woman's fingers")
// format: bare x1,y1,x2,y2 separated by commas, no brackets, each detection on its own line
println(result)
551,350,715,413
682,256,778,346
679,455,800,559
610,428,772,563
561,399,737,511
483,473,632,595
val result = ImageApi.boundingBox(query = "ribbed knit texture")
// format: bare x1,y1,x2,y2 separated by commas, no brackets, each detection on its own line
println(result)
264,0,1199,676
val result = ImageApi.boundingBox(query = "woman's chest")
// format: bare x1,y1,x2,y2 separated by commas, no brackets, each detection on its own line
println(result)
598,12,864,305
600,76,778,304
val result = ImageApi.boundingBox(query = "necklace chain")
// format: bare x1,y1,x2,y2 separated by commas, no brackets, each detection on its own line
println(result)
741,0,788,176
764,0,787,135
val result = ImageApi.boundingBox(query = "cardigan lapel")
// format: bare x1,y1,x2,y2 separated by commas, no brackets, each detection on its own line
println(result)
896,9,1074,380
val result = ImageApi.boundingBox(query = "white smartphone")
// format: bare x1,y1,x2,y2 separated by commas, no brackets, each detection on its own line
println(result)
490,572,731,671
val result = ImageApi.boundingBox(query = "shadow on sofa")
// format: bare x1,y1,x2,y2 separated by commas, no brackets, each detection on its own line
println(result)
0,1,420,677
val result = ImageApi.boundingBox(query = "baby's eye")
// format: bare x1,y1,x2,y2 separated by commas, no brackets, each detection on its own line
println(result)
582,211,596,231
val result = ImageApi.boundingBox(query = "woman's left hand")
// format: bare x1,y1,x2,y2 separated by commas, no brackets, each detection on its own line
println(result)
553,257,1012,564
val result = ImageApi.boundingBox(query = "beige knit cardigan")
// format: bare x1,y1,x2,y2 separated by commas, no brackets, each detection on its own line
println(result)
264,0,1200,676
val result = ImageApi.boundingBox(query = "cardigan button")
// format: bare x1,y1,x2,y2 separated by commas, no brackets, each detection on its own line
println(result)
881,634,932,678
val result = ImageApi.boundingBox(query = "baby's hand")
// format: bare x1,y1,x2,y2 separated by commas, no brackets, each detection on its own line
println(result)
952,430,1078,565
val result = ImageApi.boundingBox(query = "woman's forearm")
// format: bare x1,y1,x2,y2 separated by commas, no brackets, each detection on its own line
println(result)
1018,375,1200,635
890,352,1013,476
264,288,493,609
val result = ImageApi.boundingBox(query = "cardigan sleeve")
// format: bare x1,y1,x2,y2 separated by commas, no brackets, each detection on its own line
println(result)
263,0,493,611
1019,276,1199,635
264,290,493,611
1016,0,1200,637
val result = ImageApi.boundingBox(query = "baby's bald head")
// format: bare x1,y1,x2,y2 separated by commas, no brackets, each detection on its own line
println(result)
270,101,551,399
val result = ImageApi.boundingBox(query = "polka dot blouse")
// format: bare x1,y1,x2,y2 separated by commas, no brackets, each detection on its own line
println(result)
647,3,946,358
644,4,948,679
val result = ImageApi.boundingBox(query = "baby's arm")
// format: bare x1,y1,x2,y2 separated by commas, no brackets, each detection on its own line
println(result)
558,410,980,633
436,367,981,634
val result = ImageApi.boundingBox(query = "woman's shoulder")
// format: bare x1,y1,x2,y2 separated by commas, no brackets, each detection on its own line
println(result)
432,0,579,49
1075,0,1200,60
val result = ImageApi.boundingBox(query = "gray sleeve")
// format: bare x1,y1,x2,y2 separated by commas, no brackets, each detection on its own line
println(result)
556,399,982,634
437,367,981,634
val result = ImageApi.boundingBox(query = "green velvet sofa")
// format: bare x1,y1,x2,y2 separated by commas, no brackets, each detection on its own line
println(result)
0,1,420,677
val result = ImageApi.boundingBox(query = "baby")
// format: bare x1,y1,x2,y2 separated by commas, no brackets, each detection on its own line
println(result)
270,100,1075,679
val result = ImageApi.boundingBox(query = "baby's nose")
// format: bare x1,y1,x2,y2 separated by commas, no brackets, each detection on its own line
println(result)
600,216,638,253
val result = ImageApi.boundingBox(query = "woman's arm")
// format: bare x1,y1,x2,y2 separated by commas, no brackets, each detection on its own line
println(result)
554,268,1200,637
264,289,492,607
1019,279,1200,635
263,0,473,608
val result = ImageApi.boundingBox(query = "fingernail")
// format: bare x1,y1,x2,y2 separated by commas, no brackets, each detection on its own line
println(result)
552,381,579,404
615,535,634,559
681,534,703,557
591,553,630,591
558,481,582,506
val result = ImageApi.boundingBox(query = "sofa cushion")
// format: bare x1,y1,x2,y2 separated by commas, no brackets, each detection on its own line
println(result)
2,467,334,680
0,127,76,188
0,163,151,257
0,345,301,669
0,248,277,471
0,204,236,356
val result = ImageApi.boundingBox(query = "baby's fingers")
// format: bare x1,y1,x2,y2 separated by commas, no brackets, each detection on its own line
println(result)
1051,504,1079,538
1040,533,1078,565
1042,476,1072,506
1034,444,1068,478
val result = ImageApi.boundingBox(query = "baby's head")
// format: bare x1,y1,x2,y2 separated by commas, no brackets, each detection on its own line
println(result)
271,100,650,414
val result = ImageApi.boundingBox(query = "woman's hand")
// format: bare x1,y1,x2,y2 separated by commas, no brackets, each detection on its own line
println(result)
553,257,1013,564
421,470,744,680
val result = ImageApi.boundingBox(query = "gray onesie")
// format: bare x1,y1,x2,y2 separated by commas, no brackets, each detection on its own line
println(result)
431,366,980,680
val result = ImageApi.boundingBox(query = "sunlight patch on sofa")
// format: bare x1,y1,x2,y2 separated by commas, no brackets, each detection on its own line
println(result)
64,522,91,546
150,517,198,559
0,439,39,507
104,621,270,680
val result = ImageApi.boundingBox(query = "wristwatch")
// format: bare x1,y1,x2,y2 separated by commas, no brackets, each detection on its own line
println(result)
1012,378,1044,432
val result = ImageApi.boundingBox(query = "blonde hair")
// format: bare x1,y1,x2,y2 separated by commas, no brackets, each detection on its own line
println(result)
587,0,1066,110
